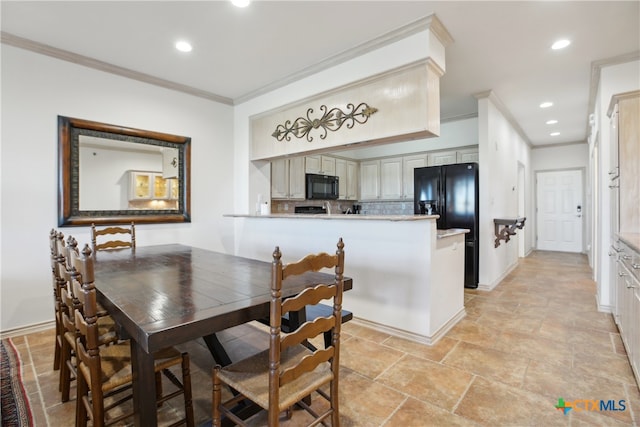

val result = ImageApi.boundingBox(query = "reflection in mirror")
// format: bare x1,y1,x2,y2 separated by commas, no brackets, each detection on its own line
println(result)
59,116,191,226
78,136,179,211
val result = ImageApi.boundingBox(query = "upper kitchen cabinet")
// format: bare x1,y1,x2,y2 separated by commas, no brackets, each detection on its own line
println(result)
360,154,427,201
402,154,428,200
335,158,359,200
609,91,640,233
428,147,478,166
129,171,178,201
305,155,336,175
360,160,380,200
271,157,305,200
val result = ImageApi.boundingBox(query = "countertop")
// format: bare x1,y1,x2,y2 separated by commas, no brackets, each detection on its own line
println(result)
618,232,640,254
224,213,440,222
437,228,470,239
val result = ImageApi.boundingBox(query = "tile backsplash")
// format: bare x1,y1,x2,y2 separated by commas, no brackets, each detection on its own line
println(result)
270,199,414,215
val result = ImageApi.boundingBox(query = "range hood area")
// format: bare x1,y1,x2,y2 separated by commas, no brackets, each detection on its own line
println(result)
249,15,453,162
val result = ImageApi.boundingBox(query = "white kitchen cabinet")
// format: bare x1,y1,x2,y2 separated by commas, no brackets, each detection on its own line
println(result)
616,239,640,387
335,158,358,200
428,148,478,166
129,171,177,201
346,160,359,200
428,150,457,166
403,154,428,200
271,157,305,200
457,148,479,163
380,157,403,199
288,157,306,199
361,155,427,200
360,160,380,200
305,155,336,175
335,158,347,199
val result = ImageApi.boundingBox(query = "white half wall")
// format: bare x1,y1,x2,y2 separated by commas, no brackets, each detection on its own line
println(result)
1,45,234,332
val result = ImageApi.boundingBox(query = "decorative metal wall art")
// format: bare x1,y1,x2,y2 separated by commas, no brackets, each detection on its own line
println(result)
271,102,378,142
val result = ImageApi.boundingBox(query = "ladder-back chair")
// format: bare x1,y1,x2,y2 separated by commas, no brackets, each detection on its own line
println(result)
71,243,194,427
212,238,345,427
91,222,136,252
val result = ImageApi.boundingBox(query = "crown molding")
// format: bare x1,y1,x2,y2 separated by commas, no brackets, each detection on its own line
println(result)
234,14,451,104
441,112,478,123
474,90,532,148
531,140,587,150
1,31,234,105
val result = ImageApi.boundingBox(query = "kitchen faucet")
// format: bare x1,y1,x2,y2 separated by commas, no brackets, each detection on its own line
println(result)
324,202,331,215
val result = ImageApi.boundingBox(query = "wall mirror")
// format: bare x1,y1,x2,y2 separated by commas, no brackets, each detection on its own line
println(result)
58,116,191,226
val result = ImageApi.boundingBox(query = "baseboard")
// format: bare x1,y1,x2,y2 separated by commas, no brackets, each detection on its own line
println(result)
477,260,518,292
0,320,55,340
350,307,466,346
595,293,614,314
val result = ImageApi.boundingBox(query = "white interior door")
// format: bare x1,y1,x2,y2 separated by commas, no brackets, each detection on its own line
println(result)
536,170,583,252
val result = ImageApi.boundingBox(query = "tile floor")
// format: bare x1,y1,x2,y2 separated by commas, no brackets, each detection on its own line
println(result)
9,250,640,426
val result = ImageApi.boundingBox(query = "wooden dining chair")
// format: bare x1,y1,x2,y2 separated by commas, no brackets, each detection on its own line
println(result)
49,229,67,371
212,238,345,427
58,235,119,402
91,222,136,252
71,243,195,427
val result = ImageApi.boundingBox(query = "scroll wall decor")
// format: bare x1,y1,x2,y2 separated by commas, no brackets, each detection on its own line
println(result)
271,102,378,142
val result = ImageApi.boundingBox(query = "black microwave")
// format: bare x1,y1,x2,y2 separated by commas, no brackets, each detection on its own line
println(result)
306,174,339,200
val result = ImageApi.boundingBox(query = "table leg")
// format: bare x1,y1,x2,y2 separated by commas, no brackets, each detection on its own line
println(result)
202,333,232,366
130,340,158,427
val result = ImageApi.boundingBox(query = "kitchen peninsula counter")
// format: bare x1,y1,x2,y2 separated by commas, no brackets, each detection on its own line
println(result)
225,213,467,344
225,213,438,221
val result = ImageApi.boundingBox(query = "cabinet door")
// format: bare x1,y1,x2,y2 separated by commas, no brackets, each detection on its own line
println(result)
167,178,179,200
335,158,347,200
618,94,640,233
428,150,457,166
403,154,427,199
305,155,321,174
130,172,153,200
632,285,640,381
346,161,359,200
271,159,289,199
457,148,479,163
288,157,306,199
360,160,380,200
321,156,336,175
380,157,403,199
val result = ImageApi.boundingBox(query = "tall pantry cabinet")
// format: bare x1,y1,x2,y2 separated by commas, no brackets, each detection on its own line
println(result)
609,90,640,389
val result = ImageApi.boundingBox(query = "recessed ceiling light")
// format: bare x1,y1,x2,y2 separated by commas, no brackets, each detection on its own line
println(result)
175,41,192,52
552,39,571,50
546,120,558,125
231,0,250,7
540,102,553,108
550,132,560,136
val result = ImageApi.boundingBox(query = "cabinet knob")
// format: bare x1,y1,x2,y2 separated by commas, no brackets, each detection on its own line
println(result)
618,271,627,277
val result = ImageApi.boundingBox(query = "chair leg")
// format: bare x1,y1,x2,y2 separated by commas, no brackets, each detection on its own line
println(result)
59,338,72,401
75,370,88,427
53,333,62,371
181,353,195,427
212,365,222,427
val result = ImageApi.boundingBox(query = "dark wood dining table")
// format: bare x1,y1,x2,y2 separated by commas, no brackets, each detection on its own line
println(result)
92,244,352,427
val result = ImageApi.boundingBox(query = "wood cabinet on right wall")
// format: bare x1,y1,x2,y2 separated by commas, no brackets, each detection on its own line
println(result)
609,90,640,388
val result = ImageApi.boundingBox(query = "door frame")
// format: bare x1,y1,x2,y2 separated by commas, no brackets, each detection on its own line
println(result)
534,167,586,253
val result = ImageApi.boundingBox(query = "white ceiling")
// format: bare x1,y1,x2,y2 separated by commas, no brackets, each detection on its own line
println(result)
2,1,639,147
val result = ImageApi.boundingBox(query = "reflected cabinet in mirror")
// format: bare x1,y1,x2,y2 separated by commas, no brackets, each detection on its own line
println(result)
58,116,191,226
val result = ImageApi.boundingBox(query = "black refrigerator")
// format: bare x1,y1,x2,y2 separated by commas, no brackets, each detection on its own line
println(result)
414,163,479,288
